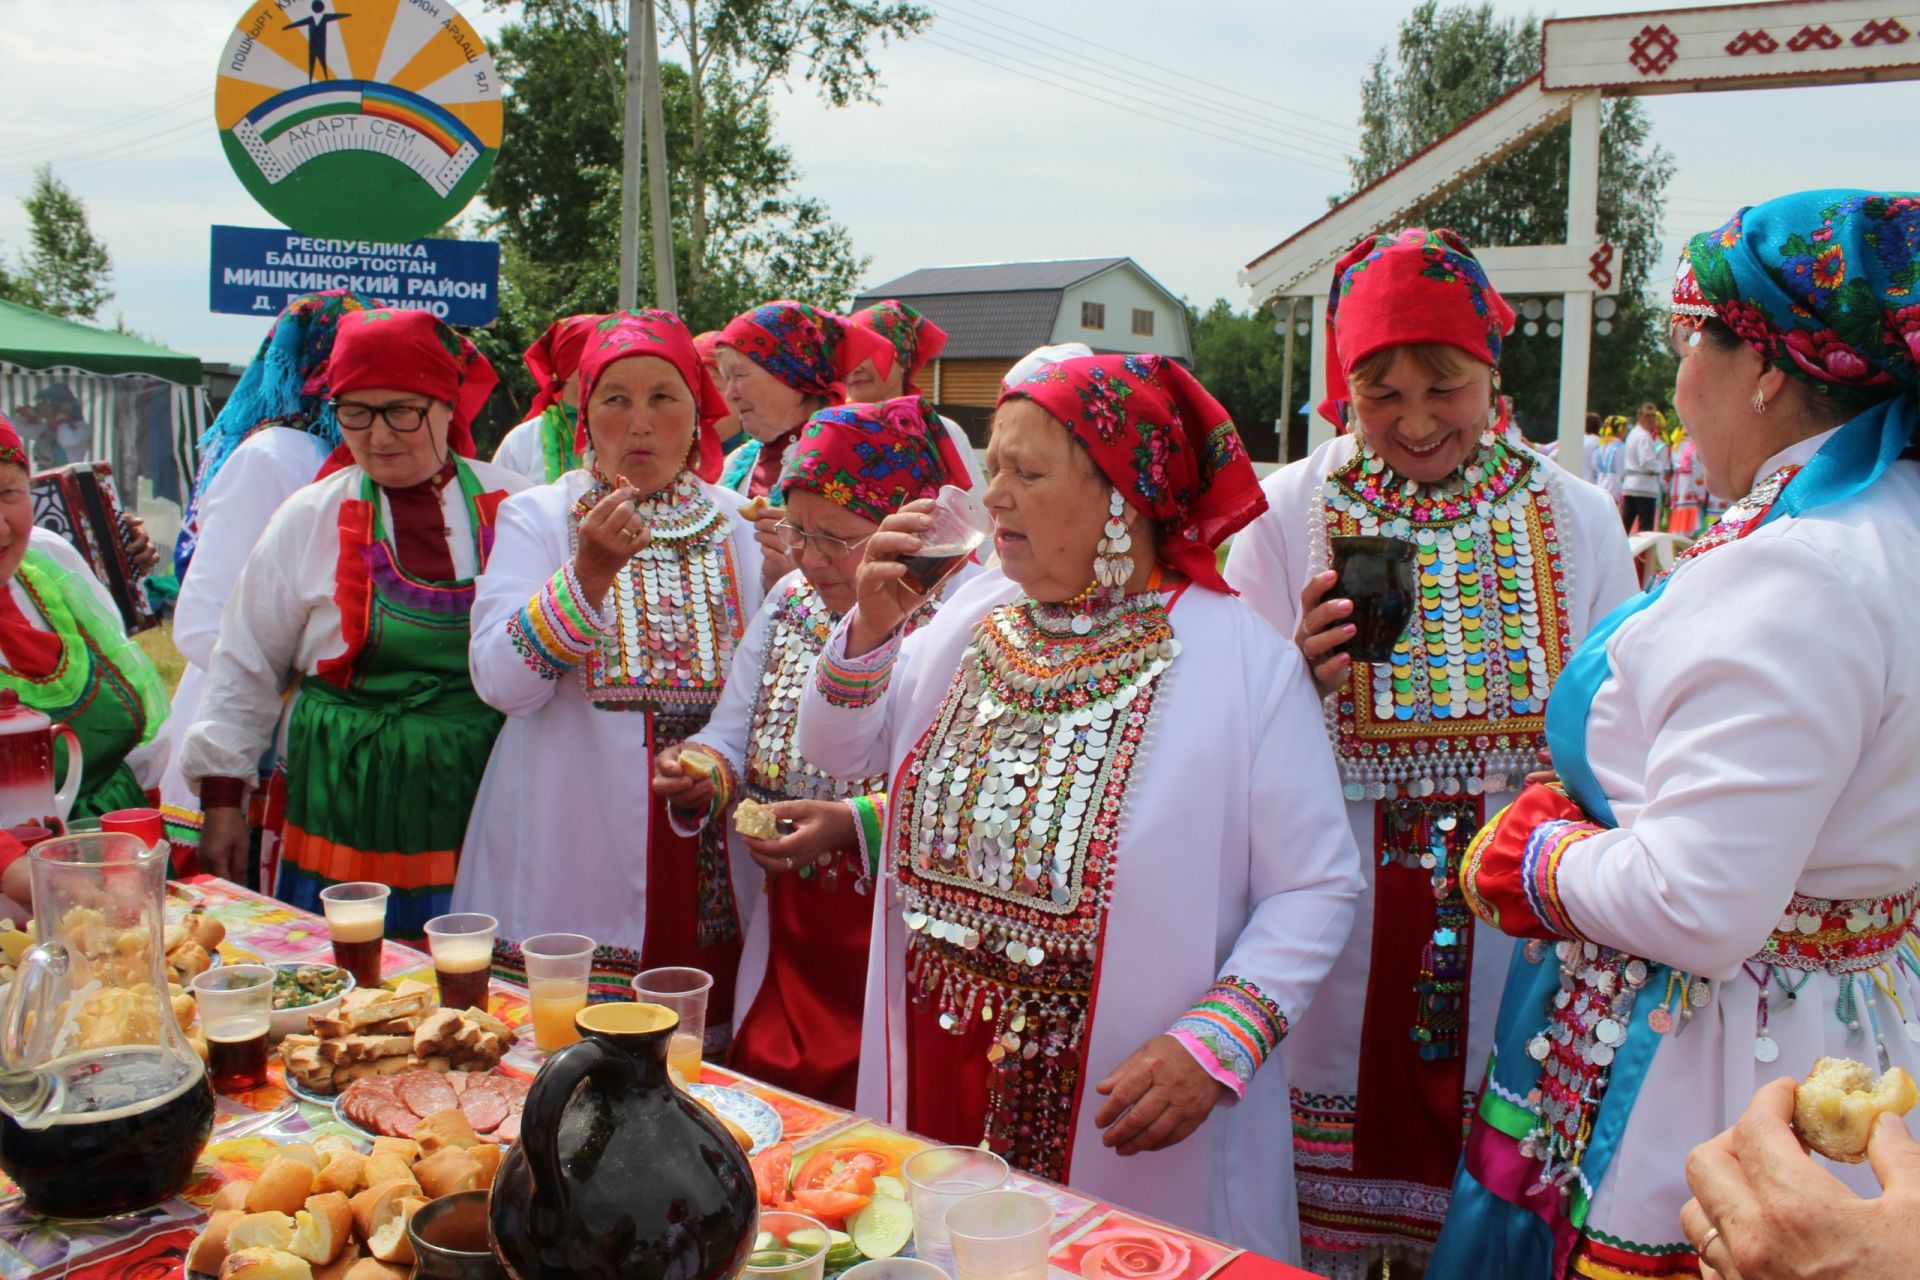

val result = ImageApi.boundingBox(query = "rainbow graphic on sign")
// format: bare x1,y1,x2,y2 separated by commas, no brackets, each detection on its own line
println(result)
216,0,502,243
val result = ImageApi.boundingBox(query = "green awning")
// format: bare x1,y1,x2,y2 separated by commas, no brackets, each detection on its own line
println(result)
0,298,202,385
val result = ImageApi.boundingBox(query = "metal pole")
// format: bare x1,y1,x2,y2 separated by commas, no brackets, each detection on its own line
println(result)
1557,90,1601,469
617,0,644,310
1277,298,1298,463
640,0,677,312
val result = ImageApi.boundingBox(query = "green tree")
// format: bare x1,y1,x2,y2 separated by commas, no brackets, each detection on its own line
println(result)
1350,1,1677,431
7,166,115,322
1187,299,1312,460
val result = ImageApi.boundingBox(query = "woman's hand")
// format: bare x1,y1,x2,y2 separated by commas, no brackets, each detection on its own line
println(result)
573,479,647,604
1093,1033,1233,1156
120,512,160,577
741,799,856,875
651,746,716,812
1296,569,1355,700
847,499,936,657
1525,746,1558,788
199,807,250,883
755,510,795,591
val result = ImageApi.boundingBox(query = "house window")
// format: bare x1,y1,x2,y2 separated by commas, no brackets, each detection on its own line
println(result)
1081,301,1105,330
1131,308,1154,336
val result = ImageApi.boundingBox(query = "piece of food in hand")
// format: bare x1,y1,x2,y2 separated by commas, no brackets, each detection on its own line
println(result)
288,1191,353,1266
219,1248,314,1280
678,749,719,784
245,1158,316,1216
187,1209,247,1275
226,1210,297,1253
1795,1056,1920,1163
742,496,773,520
734,798,778,840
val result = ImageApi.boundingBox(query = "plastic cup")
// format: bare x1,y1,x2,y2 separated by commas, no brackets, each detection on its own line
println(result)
746,1210,829,1278
99,808,164,849
424,913,495,1012
319,882,389,989
900,484,990,595
945,1190,1053,1280
523,932,594,1053
632,966,711,1081
902,1145,1009,1269
193,963,273,1092
839,1262,948,1278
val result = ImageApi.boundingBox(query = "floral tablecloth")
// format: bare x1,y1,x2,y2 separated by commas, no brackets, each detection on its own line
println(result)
1,877,1314,1280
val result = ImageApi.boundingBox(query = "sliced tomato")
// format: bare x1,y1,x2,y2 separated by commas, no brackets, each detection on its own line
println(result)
793,1150,841,1190
750,1142,794,1208
792,1186,871,1222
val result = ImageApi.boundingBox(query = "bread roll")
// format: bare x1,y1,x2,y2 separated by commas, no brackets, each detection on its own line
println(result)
412,1146,483,1198
348,1179,417,1242
368,1137,421,1165
678,749,719,783
226,1211,296,1253
213,1179,256,1212
742,496,773,520
470,1142,503,1190
219,1248,314,1280
733,798,777,839
413,1108,480,1153
360,1153,416,1192
187,1209,245,1275
289,1192,353,1266
278,1143,322,1172
337,1260,407,1280
312,1150,366,1197
1795,1056,1920,1163
186,911,227,950
308,1239,362,1280
245,1158,316,1216
366,1197,427,1264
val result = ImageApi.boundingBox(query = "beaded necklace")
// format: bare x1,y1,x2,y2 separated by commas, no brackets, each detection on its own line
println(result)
894,590,1176,1180
570,471,744,739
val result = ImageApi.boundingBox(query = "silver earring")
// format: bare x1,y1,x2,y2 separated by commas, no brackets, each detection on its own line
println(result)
1093,488,1135,602
1752,387,1768,415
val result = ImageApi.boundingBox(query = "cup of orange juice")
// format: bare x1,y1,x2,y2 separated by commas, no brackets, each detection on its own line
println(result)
632,967,711,1083
522,933,594,1053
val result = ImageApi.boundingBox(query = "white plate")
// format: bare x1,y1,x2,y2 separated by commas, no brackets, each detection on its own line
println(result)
685,1082,782,1155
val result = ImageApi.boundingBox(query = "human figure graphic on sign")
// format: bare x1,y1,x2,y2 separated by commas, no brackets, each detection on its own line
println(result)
283,0,351,82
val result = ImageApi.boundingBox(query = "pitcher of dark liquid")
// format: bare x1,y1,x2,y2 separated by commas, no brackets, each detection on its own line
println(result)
0,832,214,1218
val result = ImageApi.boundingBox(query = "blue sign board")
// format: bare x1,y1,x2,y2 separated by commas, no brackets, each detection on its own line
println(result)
209,224,501,326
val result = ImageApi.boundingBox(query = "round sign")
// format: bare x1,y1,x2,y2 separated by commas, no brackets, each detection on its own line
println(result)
216,0,502,243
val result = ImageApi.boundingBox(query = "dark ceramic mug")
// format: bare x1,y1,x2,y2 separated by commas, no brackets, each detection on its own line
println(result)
410,1190,504,1279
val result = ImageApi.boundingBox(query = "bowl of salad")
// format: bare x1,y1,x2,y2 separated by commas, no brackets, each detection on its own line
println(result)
268,962,355,1040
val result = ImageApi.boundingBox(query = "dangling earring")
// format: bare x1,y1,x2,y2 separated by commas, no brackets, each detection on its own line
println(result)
1752,386,1768,415
1093,488,1135,603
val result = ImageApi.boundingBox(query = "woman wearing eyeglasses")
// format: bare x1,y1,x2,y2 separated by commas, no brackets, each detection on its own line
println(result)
655,396,976,1106
456,312,767,1034
180,309,527,937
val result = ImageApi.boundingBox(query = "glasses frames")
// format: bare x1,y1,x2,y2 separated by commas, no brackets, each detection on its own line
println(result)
774,522,873,558
332,399,432,433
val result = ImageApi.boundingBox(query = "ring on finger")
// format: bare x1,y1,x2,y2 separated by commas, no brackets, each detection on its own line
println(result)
1697,1227,1722,1265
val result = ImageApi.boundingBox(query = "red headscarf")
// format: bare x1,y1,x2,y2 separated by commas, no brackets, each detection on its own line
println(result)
849,300,948,396
715,302,893,404
523,313,603,417
0,411,25,472
1000,354,1265,594
692,329,722,370
777,396,970,522
575,310,730,484
1319,227,1516,429
321,308,496,475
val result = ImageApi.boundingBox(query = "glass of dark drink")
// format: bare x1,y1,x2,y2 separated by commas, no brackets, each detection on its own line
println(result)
319,881,390,989
424,912,496,1012
191,963,273,1092
900,484,991,595
1329,535,1418,662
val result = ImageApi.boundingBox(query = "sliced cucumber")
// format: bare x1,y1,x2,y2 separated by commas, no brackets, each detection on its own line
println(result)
754,1232,774,1252
787,1227,831,1251
872,1175,908,1201
849,1194,914,1259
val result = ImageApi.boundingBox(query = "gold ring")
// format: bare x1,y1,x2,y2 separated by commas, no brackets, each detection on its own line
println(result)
1698,1227,1720,1258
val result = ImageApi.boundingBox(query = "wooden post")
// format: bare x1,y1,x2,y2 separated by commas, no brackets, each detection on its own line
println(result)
617,0,644,311
640,0,676,312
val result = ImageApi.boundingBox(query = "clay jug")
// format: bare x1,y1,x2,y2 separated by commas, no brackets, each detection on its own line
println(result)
488,1002,757,1279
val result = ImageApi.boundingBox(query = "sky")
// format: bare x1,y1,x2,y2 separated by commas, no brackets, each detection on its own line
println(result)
1,0,1915,365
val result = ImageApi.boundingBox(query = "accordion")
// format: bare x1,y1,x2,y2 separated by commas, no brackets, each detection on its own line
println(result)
30,463,158,635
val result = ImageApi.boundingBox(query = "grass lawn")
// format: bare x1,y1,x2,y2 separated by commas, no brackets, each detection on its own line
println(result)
135,622,187,694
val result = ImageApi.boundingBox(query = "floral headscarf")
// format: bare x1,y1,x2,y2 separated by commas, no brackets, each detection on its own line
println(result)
576,310,730,484
848,300,947,396
523,313,603,416
777,396,970,523
1672,189,1920,407
1001,354,1265,594
715,302,893,404
1319,228,1516,429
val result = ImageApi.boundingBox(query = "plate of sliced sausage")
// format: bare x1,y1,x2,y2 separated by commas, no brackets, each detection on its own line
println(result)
335,1067,531,1145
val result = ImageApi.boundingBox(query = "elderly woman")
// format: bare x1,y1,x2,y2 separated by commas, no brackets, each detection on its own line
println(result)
0,410,168,821
797,353,1362,1258
160,289,370,867
457,311,765,1029
181,309,525,936
1428,190,1920,1279
844,299,988,490
657,395,976,1107
492,313,601,485
1222,229,1637,1276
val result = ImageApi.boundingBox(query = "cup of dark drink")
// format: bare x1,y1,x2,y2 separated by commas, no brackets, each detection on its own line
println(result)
319,881,390,989
408,1189,507,1279
900,484,991,595
192,963,273,1092
1329,535,1418,662
425,912,496,1012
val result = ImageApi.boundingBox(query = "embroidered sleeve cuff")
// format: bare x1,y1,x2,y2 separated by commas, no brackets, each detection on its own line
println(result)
1459,781,1603,940
846,793,887,880
817,611,901,708
507,563,612,681
1168,976,1289,1095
